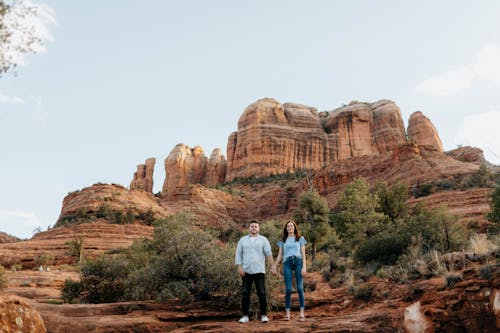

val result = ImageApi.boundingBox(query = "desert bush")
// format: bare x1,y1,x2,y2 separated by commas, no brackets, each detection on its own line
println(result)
311,251,333,272
208,227,244,243
0,265,7,289
468,233,498,257
259,220,283,247
353,284,373,301
412,183,433,198
355,232,408,265
61,279,83,303
79,255,129,303
478,264,494,280
34,253,54,270
375,267,388,279
384,265,410,284
444,271,463,289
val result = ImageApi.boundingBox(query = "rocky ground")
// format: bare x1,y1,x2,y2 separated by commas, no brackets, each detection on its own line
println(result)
1,262,498,332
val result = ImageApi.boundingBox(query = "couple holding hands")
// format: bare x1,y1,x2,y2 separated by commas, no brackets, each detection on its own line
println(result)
235,219,307,323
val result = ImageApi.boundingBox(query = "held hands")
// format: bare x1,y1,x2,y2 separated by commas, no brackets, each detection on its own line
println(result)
238,266,245,277
301,267,307,278
271,265,277,276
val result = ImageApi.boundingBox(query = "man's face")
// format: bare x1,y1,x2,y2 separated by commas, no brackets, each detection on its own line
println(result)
249,222,259,235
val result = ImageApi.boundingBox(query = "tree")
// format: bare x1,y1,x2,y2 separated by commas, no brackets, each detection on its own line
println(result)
331,178,387,254
294,190,330,261
487,187,500,235
0,0,54,76
373,182,409,220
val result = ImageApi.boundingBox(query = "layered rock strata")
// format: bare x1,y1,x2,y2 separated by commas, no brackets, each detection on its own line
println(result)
55,183,166,228
226,98,414,181
227,99,328,181
130,157,155,192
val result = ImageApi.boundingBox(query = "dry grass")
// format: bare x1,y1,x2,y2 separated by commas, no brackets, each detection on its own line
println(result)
468,233,498,256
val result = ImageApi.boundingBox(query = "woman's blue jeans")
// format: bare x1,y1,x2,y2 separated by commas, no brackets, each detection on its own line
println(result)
283,256,305,310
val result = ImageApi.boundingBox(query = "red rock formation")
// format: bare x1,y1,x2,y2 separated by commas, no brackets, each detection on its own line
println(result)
407,111,443,152
311,144,478,203
161,184,250,228
0,222,153,268
0,295,46,333
446,146,485,164
56,183,166,227
162,144,208,199
227,98,328,181
227,99,412,181
130,158,155,192
0,231,19,243
407,188,492,231
205,148,227,187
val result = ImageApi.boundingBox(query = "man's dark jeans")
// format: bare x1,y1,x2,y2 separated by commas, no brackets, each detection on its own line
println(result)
241,273,267,316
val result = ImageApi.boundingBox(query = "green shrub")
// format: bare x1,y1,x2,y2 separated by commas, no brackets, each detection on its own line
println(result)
79,255,129,303
355,232,408,265
353,284,373,301
444,271,463,289
61,279,83,303
412,183,433,198
478,264,493,280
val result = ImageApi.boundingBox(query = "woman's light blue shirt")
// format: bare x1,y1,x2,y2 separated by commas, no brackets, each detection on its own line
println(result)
277,236,306,261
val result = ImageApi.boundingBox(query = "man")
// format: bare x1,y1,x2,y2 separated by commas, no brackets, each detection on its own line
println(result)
235,220,277,323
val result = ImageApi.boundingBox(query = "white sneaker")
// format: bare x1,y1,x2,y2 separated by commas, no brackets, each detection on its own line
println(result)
261,315,269,323
238,315,249,323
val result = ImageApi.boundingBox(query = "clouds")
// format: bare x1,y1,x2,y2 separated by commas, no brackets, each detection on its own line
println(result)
455,110,500,165
0,93,25,104
0,209,42,239
416,43,500,95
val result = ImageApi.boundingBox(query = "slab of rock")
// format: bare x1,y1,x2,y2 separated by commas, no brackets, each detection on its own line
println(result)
0,222,153,269
0,294,46,333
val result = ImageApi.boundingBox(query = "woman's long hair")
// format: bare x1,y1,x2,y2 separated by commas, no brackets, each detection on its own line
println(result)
281,220,301,242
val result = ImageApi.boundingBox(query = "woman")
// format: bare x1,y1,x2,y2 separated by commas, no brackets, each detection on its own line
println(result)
273,220,307,321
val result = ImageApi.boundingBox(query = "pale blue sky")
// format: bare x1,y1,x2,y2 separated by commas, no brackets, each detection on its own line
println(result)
1,0,500,238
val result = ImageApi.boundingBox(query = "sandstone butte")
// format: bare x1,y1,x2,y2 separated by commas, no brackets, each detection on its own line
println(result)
0,97,499,332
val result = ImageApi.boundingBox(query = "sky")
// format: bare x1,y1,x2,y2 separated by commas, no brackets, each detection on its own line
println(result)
1,0,500,239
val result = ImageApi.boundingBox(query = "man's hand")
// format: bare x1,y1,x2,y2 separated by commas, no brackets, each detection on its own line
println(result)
238,266,245,277
301,267,307,278
271,265,277,276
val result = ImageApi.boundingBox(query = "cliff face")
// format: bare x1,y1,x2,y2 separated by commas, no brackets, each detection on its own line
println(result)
226,99,417,182
227,99,328,181
134,98,451,195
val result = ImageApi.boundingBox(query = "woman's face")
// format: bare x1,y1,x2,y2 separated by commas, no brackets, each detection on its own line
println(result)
286,222,295,234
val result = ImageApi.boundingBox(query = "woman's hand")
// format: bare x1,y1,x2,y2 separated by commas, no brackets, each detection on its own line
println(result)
238,266,245,277
301,267,307,277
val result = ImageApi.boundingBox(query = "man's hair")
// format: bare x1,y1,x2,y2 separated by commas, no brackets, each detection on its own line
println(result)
249,220,260,225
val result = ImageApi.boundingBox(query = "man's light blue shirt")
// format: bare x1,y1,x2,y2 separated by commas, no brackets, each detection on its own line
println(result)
235,234,272,274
